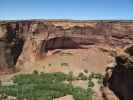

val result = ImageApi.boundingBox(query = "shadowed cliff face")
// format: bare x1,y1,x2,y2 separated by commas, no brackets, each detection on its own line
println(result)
40,37,81,53
0,23,25,71
104,46,133,100
0,20,133,72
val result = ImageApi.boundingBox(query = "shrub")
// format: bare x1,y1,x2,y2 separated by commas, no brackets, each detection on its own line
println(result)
84,69,88,74
48,63,52,66
60,62,69,66
88,80,95,88
67,71,74,82
33,70,38,74
78,72,88,80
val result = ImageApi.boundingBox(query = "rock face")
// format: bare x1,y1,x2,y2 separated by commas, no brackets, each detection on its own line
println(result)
104,45,133,100
0,22,24,73
0,20,133,72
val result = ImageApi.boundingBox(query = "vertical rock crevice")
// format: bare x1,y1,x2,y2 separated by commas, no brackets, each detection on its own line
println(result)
0,23,25,70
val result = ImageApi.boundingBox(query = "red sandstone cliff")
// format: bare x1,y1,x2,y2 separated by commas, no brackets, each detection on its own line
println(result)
0,20,133,72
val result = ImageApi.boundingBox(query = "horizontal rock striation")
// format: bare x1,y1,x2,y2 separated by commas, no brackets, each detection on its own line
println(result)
0,20,133,72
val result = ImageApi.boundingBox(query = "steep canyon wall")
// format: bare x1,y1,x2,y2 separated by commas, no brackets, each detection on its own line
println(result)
0,20,133,72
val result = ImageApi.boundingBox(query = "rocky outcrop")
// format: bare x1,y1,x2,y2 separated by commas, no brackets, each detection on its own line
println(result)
0,20,133,72
0,22,24,73
104,45,133,100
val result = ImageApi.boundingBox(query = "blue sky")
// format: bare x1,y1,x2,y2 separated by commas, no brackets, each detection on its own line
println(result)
0,0,133,20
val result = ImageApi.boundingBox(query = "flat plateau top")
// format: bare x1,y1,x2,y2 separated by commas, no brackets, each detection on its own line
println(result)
0,19,133,23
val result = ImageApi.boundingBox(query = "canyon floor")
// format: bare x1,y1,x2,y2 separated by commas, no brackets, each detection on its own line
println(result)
19,47,113,74
0,47,116,100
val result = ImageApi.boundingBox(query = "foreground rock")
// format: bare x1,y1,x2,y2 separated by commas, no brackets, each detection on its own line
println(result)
104,45,133,100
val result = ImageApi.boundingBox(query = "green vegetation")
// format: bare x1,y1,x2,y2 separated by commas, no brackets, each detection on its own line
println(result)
33,70,39,74
48,62,69,67
48,63,52,66
78,72,88,80
60,62,69,66
0,71,104,100
0,72,93,100
84,69,88,74
88,72,104,85
88,80,95,88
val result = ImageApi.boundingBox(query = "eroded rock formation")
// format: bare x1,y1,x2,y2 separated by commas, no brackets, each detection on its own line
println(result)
0,20,133,73
104,45,133,100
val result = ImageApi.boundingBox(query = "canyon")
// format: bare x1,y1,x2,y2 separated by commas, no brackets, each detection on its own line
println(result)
0,20,133,100
0,20,132,71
